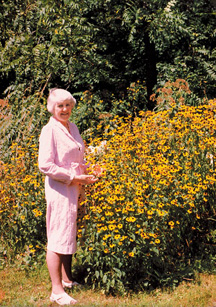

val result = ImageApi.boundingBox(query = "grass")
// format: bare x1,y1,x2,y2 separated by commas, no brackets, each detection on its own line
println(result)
0,262,216,307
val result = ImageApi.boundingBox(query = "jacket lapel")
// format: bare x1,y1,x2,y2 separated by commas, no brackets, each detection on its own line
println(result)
50,117,83,149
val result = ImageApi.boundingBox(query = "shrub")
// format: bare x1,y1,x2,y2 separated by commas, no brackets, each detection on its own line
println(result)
78,98,216,294
0,137,46,264
150,79,203,111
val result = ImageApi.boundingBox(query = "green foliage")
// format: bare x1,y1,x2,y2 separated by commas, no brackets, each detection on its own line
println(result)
1,0,215,107
71,81,148,142
123,0,215,98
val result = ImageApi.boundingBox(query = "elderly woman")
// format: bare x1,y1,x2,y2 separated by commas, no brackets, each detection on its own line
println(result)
38,88,97,305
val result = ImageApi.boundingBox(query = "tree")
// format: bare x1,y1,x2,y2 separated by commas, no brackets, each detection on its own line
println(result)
0,0,215,140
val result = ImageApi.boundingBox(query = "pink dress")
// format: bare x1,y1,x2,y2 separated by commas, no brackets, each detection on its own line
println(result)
38,116,87,254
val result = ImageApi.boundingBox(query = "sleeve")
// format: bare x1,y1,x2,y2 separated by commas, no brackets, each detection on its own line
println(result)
38,125,74,184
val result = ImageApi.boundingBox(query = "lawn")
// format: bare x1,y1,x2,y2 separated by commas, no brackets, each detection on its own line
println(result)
0,263,215,307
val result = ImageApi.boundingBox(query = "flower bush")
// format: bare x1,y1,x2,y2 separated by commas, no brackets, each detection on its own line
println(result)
0,137,46,264
78,98,216,294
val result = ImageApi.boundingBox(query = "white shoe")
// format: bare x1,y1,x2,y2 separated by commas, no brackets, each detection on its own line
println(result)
62,280,80,288
50,292,77,305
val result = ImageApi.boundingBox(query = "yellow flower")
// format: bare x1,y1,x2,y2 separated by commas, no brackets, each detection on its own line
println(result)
128,252,134,257
140,232,149,239
108,225,116,231
130,217,136,222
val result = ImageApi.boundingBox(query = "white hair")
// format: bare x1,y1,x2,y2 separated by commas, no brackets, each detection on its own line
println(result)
47,88,76,113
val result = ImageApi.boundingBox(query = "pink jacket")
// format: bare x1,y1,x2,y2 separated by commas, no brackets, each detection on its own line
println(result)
38,116,87,254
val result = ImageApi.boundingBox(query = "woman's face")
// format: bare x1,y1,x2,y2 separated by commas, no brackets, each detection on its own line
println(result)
53,99,73,124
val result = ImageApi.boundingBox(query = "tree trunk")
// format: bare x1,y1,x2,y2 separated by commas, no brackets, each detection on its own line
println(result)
144,32,157,110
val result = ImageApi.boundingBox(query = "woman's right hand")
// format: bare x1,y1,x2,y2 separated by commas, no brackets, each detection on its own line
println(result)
72,174,98,185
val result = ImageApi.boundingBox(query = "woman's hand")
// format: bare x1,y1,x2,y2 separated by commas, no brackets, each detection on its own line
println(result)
87,164,105,177
72,174,98,185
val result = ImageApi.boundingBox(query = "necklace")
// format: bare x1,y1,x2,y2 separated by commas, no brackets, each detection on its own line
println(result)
66,122,70,133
